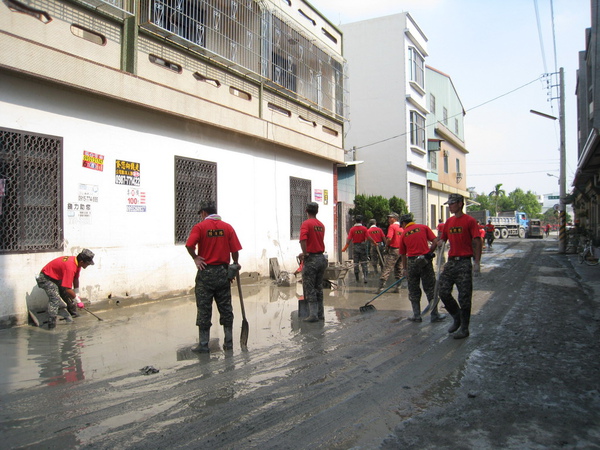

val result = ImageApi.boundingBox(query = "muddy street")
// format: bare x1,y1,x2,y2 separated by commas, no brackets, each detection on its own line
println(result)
1,238,599,449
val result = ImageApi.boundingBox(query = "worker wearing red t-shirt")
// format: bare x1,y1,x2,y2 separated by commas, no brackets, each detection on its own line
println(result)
186,202,242,352
367,218,385,274
438,194,482,339
36,249,95,329
484,219,495,248
399,214,446,323
343,216,369,283
299,202,327,322
376,212,404,293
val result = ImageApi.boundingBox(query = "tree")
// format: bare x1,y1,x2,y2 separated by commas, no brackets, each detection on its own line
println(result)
349,195,408,231
508,188,542,218
488,183,506,215
467,193,493,211
389,196,408,216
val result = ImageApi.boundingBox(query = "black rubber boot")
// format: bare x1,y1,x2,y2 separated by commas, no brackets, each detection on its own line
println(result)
223,326,233,350
448,313,461,333
303,301,319,322
355,272,360,282
408,301,422,322
453,309,471,339
317,299,324,321
66,299,79,318
192,328,210,353
47,316,56,329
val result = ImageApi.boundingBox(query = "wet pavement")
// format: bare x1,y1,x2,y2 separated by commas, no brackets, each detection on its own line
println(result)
1,235,591,396
1,235,599,448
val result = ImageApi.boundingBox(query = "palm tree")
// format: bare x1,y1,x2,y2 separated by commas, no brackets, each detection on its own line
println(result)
488,183,505,216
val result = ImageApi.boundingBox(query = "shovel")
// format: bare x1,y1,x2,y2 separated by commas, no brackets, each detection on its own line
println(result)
359,276,406,312
421,241,446,316
236,273,249,349
374,243,385,268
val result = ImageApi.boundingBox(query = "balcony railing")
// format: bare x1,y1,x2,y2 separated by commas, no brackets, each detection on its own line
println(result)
139,0,347,121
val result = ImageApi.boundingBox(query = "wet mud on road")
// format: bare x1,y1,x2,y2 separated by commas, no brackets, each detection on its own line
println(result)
1,238,599,448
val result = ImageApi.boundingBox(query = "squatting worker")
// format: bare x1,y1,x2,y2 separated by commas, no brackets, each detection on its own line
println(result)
367,218,385,275
299,202,328,323
186,202,242,352
399,214,446,323
437,194,482,339
342,215,369,283
36,249,95,329
376,212,404,294
484,219,495,248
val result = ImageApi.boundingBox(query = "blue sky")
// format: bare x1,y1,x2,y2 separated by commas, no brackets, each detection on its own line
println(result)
309,0,591,197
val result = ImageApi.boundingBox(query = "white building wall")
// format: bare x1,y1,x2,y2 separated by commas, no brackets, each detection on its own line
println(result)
343,13,428,212
0,73,335,321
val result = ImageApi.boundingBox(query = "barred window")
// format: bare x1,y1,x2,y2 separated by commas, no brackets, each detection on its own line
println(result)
290,176,311,239
0,128,63,253
174,156,217,244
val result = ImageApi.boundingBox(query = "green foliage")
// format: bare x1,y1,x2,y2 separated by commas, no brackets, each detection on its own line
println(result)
508,188,542,218
349,194,407,227
470,185,543,219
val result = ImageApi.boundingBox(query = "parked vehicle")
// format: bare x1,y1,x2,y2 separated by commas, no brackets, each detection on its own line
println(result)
468,210,529,239
526,219,544,239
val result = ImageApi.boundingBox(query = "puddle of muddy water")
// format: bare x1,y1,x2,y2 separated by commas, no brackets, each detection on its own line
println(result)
0,279,416,395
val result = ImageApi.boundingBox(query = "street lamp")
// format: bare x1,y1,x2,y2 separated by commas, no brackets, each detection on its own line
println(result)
547,173,559,184
530,68,566,254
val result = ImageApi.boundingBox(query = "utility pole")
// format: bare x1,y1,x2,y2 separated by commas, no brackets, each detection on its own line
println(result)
558,67,567,254
531,68,567,253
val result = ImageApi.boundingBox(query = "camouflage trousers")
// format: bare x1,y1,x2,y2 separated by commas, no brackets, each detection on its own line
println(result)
194,264,234,329
369,242,385,271
438,258,473,315
380,247,402,282
302,253,328,304
35,272,72,318
352,242,368,277
406,256,436,305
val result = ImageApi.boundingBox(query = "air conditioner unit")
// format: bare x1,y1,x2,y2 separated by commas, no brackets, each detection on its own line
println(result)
456,172,463,182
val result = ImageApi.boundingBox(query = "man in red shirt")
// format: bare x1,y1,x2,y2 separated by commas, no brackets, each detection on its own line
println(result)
342,216,369,283
36,249,95,329
186,202,242,352
484,219,495,248
437,194,482,339
399,214,446,323
376,212,404,293
367,218,385,274
299,202,327,322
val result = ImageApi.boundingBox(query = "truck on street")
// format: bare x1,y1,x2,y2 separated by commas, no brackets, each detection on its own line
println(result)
467,210,529,239
526,218,544,238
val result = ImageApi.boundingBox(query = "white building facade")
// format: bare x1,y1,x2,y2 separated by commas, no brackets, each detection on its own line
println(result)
0,0,346,326
342,13,429,223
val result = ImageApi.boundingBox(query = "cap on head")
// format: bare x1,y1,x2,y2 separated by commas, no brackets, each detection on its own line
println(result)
368,219,376,226
198,201,217,215
399,213,413,224
306,202,319,214
387,212,399,220
78,248,95,265
444,193,464,205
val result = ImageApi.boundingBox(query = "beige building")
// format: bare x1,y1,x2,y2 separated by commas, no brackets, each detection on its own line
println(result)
426,66,469,229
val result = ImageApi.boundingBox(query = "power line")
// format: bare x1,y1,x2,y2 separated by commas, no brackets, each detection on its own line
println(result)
352,76,543,151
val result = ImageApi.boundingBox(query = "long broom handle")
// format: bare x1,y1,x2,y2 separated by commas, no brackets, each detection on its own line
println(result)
236,274,246,319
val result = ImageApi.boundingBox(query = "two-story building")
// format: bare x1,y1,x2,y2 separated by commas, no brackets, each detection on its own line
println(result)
0,0,347,326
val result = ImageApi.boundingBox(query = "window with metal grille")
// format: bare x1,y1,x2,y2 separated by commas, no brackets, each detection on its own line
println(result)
290,176,311,239
0,128,63,253
174,156,217,244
